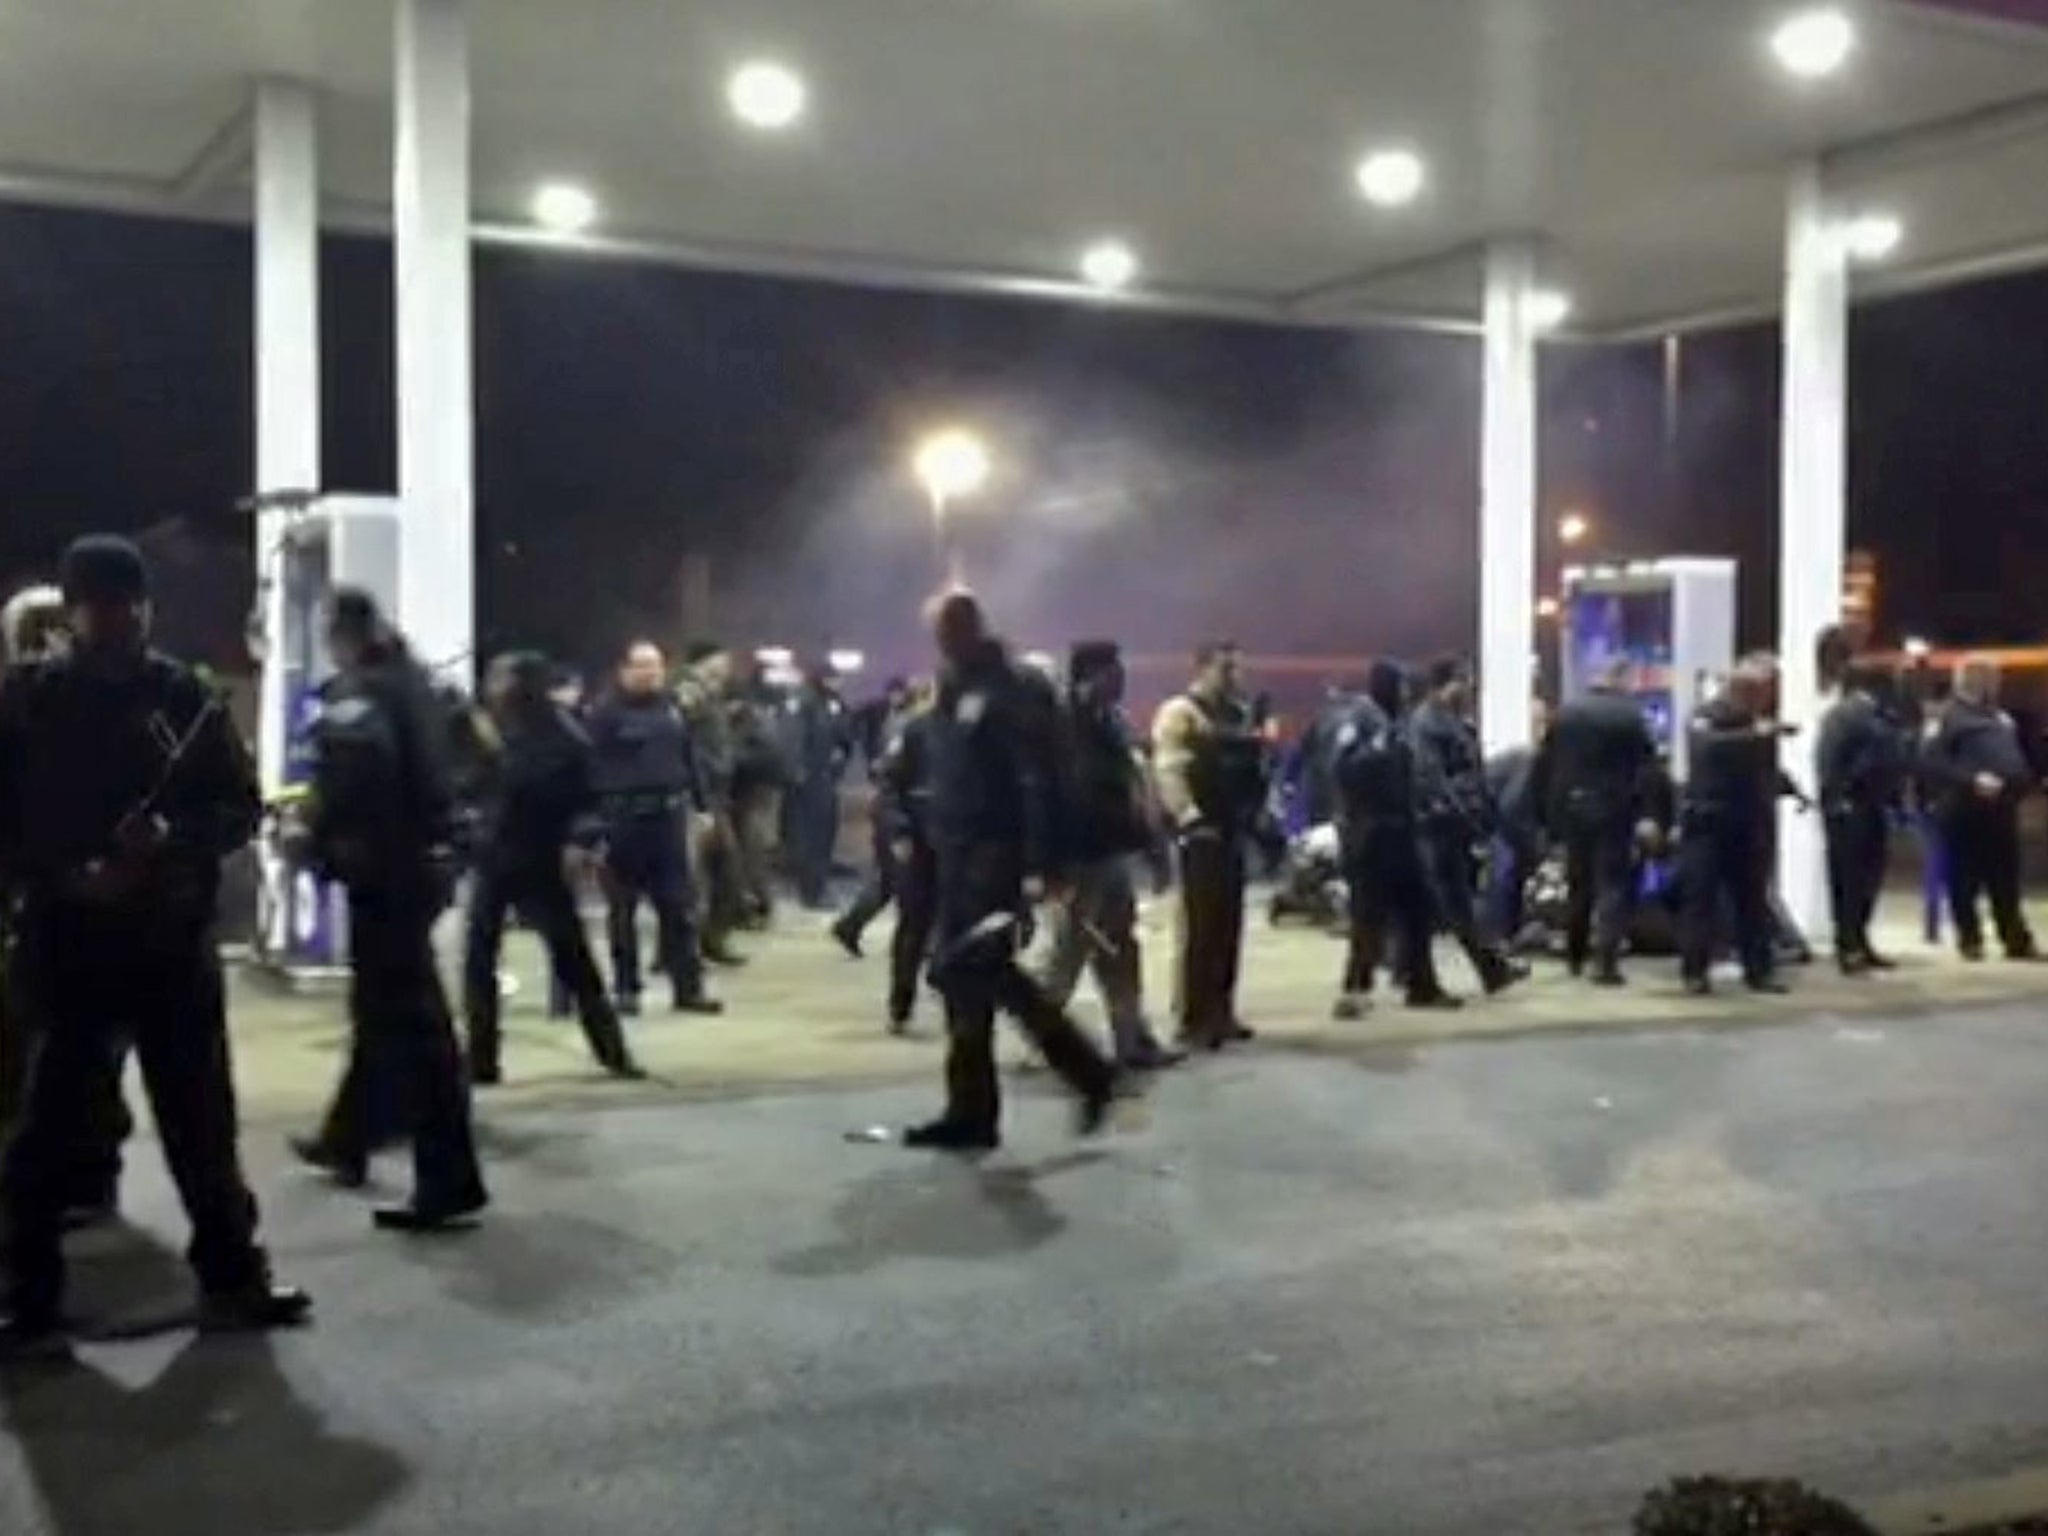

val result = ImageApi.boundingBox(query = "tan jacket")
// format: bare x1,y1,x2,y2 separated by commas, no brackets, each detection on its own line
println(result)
1151,690,1215,829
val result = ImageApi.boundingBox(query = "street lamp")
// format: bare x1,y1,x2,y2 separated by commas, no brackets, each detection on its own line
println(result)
913,428,991,588
1558,510,1591,547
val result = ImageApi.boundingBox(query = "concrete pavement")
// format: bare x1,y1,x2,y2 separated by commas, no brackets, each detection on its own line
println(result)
10,1000,2048,1532
221,896,2048,1123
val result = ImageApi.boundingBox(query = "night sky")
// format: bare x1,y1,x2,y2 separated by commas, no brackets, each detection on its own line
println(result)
2,200,2045,684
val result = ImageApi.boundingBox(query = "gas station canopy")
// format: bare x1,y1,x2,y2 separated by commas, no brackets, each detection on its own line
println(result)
4,1,2048,337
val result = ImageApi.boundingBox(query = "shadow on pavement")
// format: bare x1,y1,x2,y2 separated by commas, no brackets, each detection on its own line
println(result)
773,1152,1107,1278
0,1239,408,1536
398,1211,681,1321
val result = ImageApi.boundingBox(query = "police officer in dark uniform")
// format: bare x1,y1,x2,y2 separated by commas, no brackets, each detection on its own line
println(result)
784,663,849,910
1816,659,1905,973
1153,642,1268,1049
1409,656,1525,995
1,583,131,1225
1679,660,1787,996
1535,660,1657,986
902,593,1121,1152
463,652,643,1084
589,640,723,1018
1924,654,2039,962
1329,659,1456,1018
295,588,489,1232
832,678,917,960
871,690,938,1032
0,537,309,1349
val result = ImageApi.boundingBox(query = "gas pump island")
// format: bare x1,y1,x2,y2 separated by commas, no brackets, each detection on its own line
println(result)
248,492,402,984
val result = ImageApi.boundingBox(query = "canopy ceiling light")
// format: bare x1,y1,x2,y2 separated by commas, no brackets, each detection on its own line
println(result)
530,182,597,235
1079,240,1139,292
1771,8,1856,79
1355,148,1427,209
728,61,807,130
1843,212,1904,263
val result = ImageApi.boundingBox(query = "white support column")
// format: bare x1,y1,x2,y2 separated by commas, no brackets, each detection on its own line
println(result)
254,79,321,795
1777,162,1849,939
395,0,474,681
1479,241,1540,754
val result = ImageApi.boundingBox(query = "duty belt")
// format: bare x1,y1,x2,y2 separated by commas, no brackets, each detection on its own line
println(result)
605,789,684,820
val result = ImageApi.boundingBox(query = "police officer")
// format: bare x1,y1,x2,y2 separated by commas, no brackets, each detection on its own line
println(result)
1678,660,1787,996
0,536,309,1349
1329,659,1456,1017
902,593,1121,1152
1536,661,1657,986
1,584,131,1225
784,663,849,910
1035,642,1181,1071
832,678,917,960
295,588,489,1232
1816,659,1905,973
463,652,644,1084
1409,656,1526,995
1154,641,1268,1050
1925,655,2039,962
728,663,788,927
589,640,723,1018
870,687,938,1032
1484,697,1552,950
676,641,749,967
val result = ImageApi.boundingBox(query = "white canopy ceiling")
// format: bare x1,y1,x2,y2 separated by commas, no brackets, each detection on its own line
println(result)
3,0,2048,336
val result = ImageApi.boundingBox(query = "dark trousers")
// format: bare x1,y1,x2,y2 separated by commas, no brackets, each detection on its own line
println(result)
465,860,630,1074
1175,829,1246,1047
1679,815,1773,984
1341,823,1443,1002
890,842,938,1024
1944,804,2034,957
788,780,839,908
931,842,1113,1135
0,954,131,1208
3,918,265,1317
605,816,703,1002
1562,817,1635,974
837,829,898,942
1420,824,1510,980
1824,806,1890,959
322,879,485,1207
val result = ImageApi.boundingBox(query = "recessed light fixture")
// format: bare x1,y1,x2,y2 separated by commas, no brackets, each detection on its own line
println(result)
1842,212,1903,263
1531,290,1573,332
1771,9,1855,79
1080,240,1139,292
1355,148,1427,208
728,61,807,130
530,182,597,235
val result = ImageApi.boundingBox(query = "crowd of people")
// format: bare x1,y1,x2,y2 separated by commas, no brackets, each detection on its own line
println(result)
1,531,2045,1358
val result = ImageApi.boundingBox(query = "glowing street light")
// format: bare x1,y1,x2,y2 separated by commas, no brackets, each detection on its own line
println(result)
1558,511,1592,546
1903,636,1933,661
1536,596,1561,621
913,429,992,586
828,647,866,676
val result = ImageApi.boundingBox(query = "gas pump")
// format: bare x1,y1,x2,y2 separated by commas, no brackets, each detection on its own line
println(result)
1560,558,1737,784
247,491,402,986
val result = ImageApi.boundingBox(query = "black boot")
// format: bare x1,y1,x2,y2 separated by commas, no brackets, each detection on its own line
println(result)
830,920,863,960
198,1280,313,1332
673,989,725,1016
373,1187,488,1234
902,1118,999,1154
289,1134,368,1190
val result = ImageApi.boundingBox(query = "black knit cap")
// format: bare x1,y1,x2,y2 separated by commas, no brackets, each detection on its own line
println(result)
58,535,149,606
1068,640,1121,683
